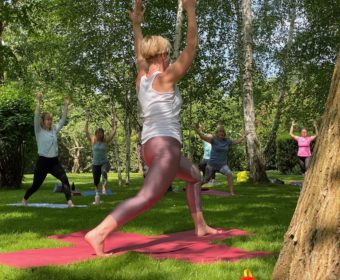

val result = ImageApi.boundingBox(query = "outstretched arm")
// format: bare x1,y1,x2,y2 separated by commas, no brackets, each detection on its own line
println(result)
289,120,298,140
34,92,43,134
130,0,148,88
83,117,94,144
232,134,246,145
162,0,197,84
192,123,213,143
310,120,318,141
55,96,70,132
105,114,117,143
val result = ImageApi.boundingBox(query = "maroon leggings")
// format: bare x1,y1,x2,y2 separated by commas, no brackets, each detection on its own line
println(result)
110,136,202,227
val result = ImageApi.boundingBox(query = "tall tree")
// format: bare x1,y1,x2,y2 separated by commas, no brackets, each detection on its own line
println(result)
241,0,268,182
263,0,296,162
273,51,340,280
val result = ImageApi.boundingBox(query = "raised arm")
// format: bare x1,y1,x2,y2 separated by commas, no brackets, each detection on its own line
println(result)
232,134,246,145
192,123,213,143
55,96,70,132
105,114,117,144
34,92,43,134
130,0,148,88
83,116,94,144
162,0,197,84
310,120,318,141
289,120,298,140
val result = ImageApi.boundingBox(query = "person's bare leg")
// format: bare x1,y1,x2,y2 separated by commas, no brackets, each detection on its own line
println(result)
85,137,181,255
85,215,118,256
176,156,222,236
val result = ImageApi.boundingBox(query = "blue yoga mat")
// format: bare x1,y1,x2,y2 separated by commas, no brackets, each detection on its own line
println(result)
82,189,113,196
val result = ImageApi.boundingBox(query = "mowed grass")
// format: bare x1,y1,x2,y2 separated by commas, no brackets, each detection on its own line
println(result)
0,171,302,280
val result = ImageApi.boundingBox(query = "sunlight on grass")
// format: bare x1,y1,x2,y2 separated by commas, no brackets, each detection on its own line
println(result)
0,172,300,279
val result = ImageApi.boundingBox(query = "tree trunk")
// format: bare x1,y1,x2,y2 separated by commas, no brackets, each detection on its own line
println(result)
173,0,183,60
124,93,131,185
0,20,4,84
241,0,268,182
264,1,296,163
113,138,122,187
273,51,340,280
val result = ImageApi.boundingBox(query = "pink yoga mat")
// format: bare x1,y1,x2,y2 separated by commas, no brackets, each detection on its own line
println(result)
0,229,269,268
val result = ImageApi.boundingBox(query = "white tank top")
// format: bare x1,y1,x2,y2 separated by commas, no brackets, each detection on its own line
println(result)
138,71,183,144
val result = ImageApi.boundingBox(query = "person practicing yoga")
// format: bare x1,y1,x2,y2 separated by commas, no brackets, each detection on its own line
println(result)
84,114,116,194
289,120,318,175
197,124,216,182
193,124,245,196
22,92,74,208
85,0,220,256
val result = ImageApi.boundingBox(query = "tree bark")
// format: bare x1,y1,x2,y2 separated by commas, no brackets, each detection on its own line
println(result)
273,51,340,280
124,93,131,185
241,0,268,182
264,1,296,163
0,20,4,84
173,0,183,60
113,138,122,187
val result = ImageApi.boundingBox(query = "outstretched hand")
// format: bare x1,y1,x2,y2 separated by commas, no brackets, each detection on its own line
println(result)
36,92,43,101
291,120,296,126
64,96,71,106
129,0,144,24
312,120,317,127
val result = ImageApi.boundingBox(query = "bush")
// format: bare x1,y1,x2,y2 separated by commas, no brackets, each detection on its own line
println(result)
276,134,299,174
0,84,34,188
228,144,247,171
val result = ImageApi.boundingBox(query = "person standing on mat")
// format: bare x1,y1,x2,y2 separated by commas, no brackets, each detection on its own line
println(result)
289,120,318,175
84,114,116,194
197,124,216,182
193,124,245,196
22,92,74,208
85,0,220,256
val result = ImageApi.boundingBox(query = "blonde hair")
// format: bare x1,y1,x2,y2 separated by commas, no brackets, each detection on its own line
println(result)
141,35,172,61
41,112,52,127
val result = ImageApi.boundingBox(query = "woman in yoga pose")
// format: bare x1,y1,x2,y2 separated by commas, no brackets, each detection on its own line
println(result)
84,115,116,194
22,92,74,207
193,124,246,196
85,0,219,256
289,120,318,175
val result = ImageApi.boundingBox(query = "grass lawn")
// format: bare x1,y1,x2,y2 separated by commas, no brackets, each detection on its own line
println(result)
0,171,303,280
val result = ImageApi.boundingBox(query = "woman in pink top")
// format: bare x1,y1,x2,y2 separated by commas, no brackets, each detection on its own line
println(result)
289,120,318,174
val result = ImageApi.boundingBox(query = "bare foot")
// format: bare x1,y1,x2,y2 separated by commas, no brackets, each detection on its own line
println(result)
102,186,107,194
230,192,235,196
67,200,75,208
196,225,223,237
22,198,28,206
85,230,111,256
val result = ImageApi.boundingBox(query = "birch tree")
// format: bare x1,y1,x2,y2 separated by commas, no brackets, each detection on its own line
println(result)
241,0,268,182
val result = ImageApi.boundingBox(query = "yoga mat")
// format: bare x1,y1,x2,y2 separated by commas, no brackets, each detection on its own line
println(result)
82,189,113,196
0,229,270,268
6,203,88,209
288,181,303,186
201,190,232,197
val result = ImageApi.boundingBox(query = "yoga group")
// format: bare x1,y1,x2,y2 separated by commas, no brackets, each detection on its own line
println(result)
20,0,318,256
